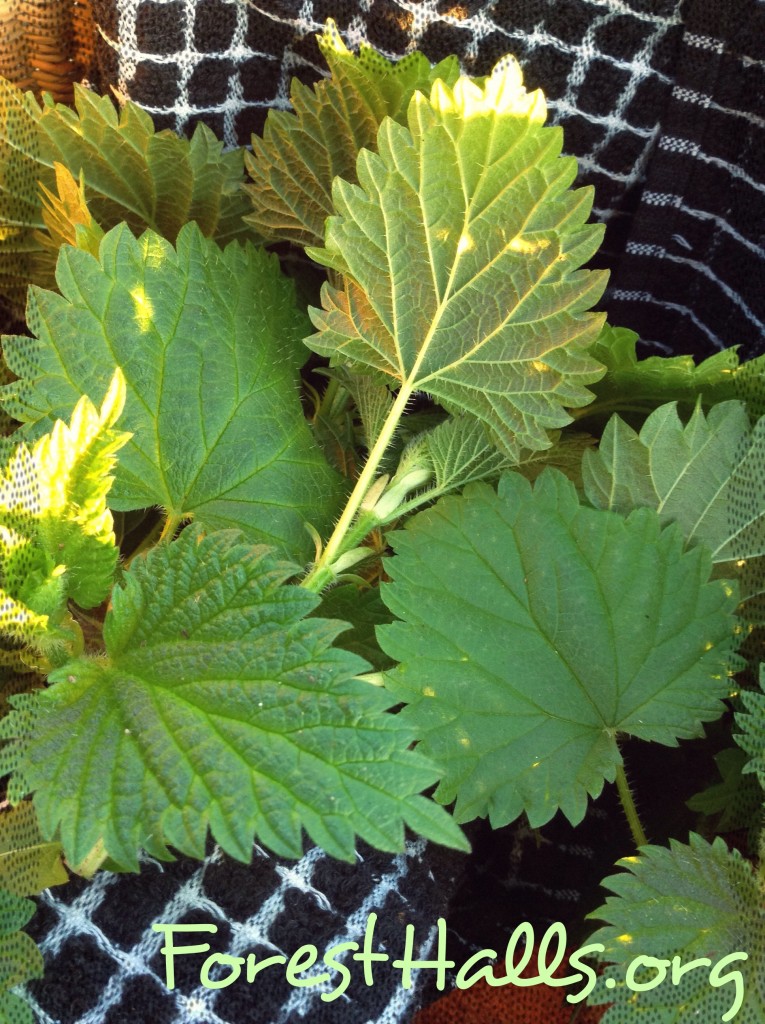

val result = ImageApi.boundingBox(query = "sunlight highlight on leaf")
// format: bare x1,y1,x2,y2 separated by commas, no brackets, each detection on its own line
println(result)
307,61,608,458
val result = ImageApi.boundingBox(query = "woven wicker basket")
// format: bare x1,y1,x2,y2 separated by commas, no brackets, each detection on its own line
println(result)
0,0,94,102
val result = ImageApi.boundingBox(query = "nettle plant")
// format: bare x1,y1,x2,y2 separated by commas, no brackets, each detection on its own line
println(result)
0,20,764,1022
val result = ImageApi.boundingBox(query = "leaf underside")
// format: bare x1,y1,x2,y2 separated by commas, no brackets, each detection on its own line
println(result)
584,324,765,422
583,400,765,613
1,527,467,869
0,223,344,561
378,469,737,828
0,76,253,317
306,64,608,458
244,19,460,247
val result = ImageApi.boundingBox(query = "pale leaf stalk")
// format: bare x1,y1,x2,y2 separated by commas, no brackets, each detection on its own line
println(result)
302,383,413,591
159,512,184,544
615,762,647,848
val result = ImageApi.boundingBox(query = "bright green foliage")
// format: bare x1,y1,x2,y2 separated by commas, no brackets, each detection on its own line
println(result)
1,527,467,869
0,888,42,1024
306,62,608,458
244,19,460,247
0,373,128,661
24,370,128,609
587,834,765,1023
38,163,105,259
583,401,765,600
378,470,737,827
0,223,344,561
583,325,765,423
0,77,252,316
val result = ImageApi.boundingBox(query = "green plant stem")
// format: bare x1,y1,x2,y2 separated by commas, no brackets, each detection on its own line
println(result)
122,515,164,569
302,383,413,591
159,512,183,544
615,762,647,848
318,376,342,419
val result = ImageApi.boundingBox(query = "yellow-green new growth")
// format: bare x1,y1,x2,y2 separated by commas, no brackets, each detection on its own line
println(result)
0,370,129,662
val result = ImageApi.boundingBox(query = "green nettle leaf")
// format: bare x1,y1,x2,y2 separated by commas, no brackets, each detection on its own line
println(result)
0,76,253,316
582,401,765,603
385,416,594,520
25,369,129,609
0,887,43,1024
2,527,467,869
306,63,608,458
0,374,128,659
687,746,763,835
582,324,765,423
0,222,344,561
313,584,395,672
0,801,67,897
244,19,460,247
378,469,738,828
321,366,396,455
737,665,765,791
587,834,765,1023
0,79,55,314
409,416,516,495
38,163,105,259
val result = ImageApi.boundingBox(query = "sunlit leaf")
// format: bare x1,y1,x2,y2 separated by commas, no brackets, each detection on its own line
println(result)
307,63,608,458
244,19,460,247
0,223,344,561
0,76,252,317
0,374,127,662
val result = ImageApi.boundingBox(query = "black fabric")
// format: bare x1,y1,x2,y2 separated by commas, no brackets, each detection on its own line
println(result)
83,0,765,359
24,838,468,1024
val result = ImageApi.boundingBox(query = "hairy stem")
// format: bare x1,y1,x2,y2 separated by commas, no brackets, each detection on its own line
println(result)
302,383,412,591
615,762,647,848
159,512,184,544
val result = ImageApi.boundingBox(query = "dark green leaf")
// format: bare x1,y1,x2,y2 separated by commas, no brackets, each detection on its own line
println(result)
587,834,765,1023
378,469,738,828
